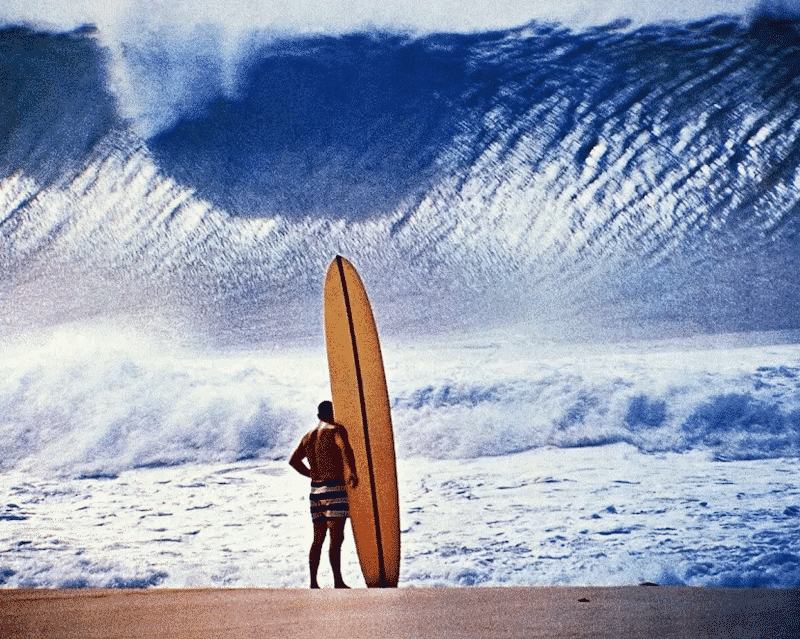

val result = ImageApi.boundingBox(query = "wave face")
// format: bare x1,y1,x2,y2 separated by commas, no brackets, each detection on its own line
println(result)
0,27,117,187
2,17,800,341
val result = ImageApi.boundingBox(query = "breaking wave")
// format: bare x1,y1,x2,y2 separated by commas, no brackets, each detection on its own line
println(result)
2,16,800,340
2,324,799,476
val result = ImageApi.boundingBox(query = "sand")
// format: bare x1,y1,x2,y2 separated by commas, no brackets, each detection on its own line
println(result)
1,586,797,638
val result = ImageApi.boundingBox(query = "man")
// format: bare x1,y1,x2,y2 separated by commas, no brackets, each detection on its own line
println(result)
289,400,359,589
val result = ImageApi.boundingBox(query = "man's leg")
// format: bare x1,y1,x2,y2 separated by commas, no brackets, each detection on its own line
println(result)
309,519,327,589
328,517,349,588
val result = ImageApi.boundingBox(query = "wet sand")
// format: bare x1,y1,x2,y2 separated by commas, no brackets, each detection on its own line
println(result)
1,586,798,638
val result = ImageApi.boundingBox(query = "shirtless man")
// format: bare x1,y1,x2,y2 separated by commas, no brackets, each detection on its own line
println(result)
289,401,359,589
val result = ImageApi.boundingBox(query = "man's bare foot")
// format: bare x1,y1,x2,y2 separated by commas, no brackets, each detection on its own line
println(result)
334,582,350,589
310,583,320,589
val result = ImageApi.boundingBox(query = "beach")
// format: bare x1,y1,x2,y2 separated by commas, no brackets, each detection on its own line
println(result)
2,586,798,638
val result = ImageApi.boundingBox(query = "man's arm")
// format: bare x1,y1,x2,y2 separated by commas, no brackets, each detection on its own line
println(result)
335,426,359,488
288,442,311,478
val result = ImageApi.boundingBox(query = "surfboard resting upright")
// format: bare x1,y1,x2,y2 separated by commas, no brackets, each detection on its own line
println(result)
323,255,400,588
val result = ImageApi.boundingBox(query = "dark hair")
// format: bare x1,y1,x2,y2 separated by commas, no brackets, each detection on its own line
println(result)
317,400,334,423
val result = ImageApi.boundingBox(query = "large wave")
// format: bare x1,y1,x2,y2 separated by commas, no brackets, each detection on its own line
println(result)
2,16,800,342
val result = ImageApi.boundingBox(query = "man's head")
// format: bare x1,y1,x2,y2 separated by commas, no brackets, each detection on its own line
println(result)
317,400,334,424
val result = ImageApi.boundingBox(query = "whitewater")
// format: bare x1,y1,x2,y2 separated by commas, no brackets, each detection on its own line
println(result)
2,3,800,588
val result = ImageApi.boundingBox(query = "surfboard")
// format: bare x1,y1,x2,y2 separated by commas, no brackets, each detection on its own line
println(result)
323,255,400,588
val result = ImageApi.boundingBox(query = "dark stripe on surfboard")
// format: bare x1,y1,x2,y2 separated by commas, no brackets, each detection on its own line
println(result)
335,255,388,587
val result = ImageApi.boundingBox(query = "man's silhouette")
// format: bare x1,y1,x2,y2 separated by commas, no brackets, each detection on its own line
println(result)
289,401,359,588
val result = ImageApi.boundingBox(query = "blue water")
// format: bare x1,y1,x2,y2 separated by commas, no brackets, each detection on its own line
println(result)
3,5,800,473
2,13,800,340
1,7,800,589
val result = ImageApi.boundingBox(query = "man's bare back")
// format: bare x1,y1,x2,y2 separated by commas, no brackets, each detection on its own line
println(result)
300,422,348,482
289,401,358,588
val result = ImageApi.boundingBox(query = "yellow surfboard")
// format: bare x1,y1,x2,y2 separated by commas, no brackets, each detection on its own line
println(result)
324,255,400,588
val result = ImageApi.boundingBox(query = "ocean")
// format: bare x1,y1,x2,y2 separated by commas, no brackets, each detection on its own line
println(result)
1,3,799,589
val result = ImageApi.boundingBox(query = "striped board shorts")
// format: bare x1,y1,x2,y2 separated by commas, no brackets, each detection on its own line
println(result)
309,480,349,520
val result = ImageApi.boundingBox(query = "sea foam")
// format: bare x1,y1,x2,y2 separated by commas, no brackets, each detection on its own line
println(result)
2,324,799,477
0,324,304,477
